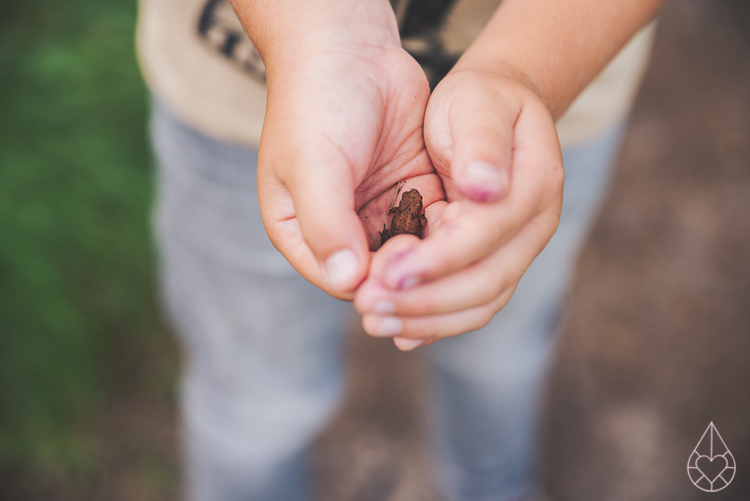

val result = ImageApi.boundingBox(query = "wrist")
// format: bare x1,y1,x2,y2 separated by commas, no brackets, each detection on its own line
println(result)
447,62,547,111
229,0,400,72
450,0,664,120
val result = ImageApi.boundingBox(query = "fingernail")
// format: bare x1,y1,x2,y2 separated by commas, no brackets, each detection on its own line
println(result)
384,250,421,291
393,337,425,351
324,249,358,290
464,160,509,201
384,269,420,291
375,316,403,337
373,300,396,314
397,275,420,291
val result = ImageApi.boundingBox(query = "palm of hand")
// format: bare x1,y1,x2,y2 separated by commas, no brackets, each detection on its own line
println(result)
345,49,445,249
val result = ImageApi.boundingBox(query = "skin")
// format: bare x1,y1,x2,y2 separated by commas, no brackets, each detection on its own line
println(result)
231,0,442,295
229,0,666,350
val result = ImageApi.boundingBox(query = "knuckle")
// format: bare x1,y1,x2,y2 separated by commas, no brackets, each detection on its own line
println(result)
466,309,495,332
487,274,507,301
551,160,566,190
479,308,497,328
494,286,516,311
412,295,437,316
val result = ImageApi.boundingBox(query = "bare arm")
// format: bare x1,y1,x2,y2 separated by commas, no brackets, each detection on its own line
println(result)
455,0,665,119
357,0,666,347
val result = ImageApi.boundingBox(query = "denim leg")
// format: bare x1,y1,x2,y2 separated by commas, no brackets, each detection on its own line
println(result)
150,101,350,501
427,124,626,501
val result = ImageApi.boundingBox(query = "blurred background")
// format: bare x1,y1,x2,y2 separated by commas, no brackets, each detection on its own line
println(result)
0,0,748,500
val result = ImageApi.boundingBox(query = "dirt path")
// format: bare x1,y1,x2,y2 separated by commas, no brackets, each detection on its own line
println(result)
544,0,750,499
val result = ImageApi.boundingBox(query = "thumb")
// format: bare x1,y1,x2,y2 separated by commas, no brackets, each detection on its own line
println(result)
277,142,371,293
447,87,518,203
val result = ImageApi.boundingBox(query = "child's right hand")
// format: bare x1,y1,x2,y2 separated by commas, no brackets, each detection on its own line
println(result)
238,0,444,298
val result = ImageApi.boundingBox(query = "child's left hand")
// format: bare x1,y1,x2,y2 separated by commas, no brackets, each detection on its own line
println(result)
354,69,565,349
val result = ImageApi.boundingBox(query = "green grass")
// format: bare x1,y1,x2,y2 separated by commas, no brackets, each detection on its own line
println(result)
0,0,161,492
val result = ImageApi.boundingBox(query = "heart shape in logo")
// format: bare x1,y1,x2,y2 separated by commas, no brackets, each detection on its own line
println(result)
696,454,728,483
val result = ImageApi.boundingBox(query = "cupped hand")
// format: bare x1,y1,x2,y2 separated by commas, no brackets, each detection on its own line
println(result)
355,69,565,349
257,14,444,299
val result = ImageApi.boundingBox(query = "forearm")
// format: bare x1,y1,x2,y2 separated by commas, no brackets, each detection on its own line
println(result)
454,0,665,119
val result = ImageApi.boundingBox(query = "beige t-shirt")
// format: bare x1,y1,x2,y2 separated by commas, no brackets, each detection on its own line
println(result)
137,0,656,149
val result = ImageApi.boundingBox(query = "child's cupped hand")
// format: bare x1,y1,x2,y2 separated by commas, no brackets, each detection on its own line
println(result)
355,69,565,349
256,13,445,299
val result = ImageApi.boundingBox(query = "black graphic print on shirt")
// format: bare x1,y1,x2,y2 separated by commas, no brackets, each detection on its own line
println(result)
198,0,266,83
198,0,464,88
393,0,462,87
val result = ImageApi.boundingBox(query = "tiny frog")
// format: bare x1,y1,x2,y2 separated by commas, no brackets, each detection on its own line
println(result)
379,188,427,246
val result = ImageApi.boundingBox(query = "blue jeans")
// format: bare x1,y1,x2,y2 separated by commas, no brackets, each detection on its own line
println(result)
151,100,623,501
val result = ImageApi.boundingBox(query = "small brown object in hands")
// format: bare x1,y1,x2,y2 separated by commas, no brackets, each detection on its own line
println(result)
379,188,427,246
